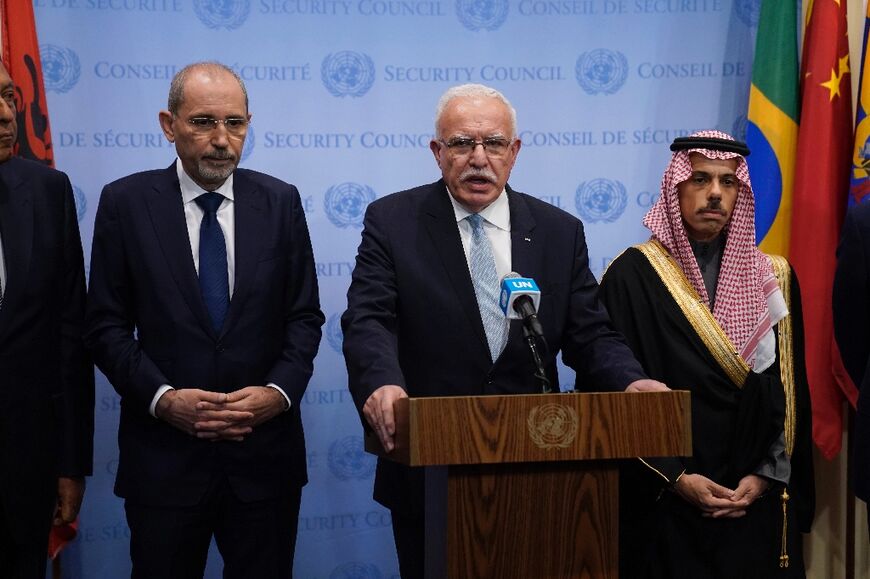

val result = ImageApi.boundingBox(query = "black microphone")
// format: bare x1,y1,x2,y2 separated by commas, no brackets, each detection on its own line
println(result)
500,272,551,393
499,272,544,337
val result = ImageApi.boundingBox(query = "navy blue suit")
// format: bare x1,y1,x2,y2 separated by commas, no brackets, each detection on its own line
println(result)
342,180,645,515
0,157,93,573
834,202,870,504
85,163,322,574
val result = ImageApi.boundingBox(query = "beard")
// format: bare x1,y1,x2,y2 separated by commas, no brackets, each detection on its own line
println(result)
196,149,238,184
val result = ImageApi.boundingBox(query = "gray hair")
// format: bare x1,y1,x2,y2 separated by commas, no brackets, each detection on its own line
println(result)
167,62,248,114
434,84,517,139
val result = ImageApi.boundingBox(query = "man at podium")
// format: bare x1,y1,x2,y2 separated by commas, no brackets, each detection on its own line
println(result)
342,83,667,578
599,131,814,578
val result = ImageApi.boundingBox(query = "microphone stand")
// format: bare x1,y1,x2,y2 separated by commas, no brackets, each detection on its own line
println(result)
522,323,551,394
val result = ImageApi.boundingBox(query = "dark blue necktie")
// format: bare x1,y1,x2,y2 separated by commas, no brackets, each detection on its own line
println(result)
195,192,229,332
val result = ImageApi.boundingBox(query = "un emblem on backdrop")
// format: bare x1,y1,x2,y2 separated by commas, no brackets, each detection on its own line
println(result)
575,179,627,223
733,0,761,27
330,562,383,579
193,0,250,30
240,125,255,162
324,182,377,228
73,185,87,222
321,52,376,98
328,436,377,481
39,45,80,94
326,313,344,353
455,0,509,31
575,49,628,95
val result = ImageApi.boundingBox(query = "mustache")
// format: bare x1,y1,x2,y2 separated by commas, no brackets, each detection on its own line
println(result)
204,149,235,161
460,167,497,182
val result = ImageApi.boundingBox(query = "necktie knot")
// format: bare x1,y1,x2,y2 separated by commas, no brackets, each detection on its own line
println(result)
195,192,224,215
467,212,484,232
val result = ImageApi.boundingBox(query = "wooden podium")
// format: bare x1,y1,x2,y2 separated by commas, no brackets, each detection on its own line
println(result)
366,391,691,579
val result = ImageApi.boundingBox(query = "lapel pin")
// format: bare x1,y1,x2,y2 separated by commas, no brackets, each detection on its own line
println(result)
524,237,531,242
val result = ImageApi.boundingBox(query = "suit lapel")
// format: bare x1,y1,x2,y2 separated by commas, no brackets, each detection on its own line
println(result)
144,163,216,337
422,181,490,355
221,171,266,338
0,158,32,333
506,186,541,347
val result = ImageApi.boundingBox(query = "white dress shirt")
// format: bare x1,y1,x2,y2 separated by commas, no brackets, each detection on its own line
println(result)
447,187,512,280
149,161,290,417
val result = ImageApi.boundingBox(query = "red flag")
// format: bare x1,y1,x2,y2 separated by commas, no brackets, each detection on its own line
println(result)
0,0,54,164
791,0,857,459
1,0,76,559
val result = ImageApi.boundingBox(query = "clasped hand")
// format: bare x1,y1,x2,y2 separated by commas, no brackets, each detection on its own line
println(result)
155,386,284,441
673,473,769,518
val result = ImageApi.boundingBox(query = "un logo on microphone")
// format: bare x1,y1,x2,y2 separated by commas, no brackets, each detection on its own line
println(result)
575,179,627,223
456,0,509,31
39,45,80,94
73,186,88,222
194,0,250,30
326,313,344,354
575,49,628,95
330,562,383,579
324,182,376,228
321,52,376,98
240,125,255,162
733,0,760,27
328,436,377,481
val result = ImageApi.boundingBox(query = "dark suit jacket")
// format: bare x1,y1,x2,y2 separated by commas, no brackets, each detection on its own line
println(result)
342,180,645,513
834,202,870,500
85,163,323,506
0,157,93,540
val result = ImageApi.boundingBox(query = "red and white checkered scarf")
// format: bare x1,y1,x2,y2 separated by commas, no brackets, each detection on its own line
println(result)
643,130,786,372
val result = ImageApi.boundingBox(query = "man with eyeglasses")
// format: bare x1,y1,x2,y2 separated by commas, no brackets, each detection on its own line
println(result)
85,61,323,578
342,83,666,578
0,61,93,579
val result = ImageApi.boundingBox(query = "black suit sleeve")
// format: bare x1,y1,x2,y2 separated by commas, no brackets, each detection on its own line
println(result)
57,172,95,477
341,200,406,412
833,206,870,389
85,183,171,408
563,221,647,392
263,186,324,408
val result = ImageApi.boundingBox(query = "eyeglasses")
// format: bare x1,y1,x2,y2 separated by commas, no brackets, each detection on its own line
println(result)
440,137,513,158
186,116,249,135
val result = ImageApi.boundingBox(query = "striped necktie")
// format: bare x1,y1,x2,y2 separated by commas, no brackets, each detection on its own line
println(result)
467,213,508,361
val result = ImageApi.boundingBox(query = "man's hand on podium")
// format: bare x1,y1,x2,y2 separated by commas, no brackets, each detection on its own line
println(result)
364,385,408,452
625,379,670,392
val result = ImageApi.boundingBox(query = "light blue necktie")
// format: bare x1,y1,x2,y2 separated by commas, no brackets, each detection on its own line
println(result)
195,192,229,332
467,213,507,361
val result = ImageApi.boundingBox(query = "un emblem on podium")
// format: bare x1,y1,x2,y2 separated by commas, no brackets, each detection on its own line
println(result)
455,0,509,31
194,0,250,30
73,186,88,223
324,182,376,228
575,179,627,224
39,45,80,94
527,404,578,449
575,49,628,95
321,52,375,98
328,436,377,481
326,313,344,354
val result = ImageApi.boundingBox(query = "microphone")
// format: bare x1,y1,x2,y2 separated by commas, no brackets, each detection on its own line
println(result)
500,273,551,393
500,273,543,337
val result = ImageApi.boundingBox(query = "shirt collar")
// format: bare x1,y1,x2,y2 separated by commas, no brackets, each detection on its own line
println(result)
447,187,511,231
176,158,235,204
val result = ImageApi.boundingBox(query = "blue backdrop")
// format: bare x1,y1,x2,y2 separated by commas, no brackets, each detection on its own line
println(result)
32,0,758,575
